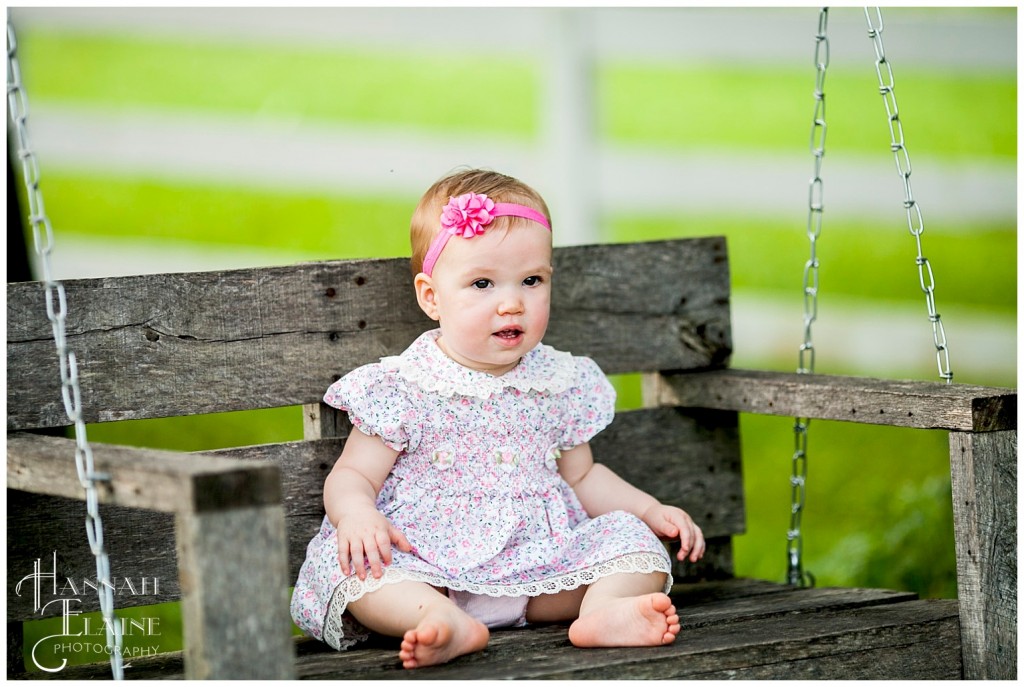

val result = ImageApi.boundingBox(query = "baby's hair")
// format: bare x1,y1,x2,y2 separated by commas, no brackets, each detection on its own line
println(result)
410,168,551,276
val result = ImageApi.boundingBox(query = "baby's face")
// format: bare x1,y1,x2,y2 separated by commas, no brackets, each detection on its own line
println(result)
428,223,553,376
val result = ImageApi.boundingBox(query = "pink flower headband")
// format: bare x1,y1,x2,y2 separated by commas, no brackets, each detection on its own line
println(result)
421,192,551,276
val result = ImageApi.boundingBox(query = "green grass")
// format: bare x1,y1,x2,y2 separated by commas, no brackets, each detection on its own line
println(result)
85,406,304,451
736,414,957,596
602,63,1016,159
18,32,540,136
41,174,416,260
22,601,184,672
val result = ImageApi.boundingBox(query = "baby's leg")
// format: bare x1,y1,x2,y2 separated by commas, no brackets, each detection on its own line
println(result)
347,581,489,669
524,584,586,623
567,572,679,648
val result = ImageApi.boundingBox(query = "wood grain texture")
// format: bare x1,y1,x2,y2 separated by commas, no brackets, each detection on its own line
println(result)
285,590,959,681
13,580,961,680
655,368,1016,431
7,238,731,430
949,430,1017,679
6,492,179,619
594,407,743,537
6,433,281,513
175,505,294,679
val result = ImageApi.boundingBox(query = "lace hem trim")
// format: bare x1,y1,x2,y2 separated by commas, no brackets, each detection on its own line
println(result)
321,552,672,651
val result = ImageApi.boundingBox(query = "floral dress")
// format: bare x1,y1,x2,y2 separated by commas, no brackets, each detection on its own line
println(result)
290,329,672,649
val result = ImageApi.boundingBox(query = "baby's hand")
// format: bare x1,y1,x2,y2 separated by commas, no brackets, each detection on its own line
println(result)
642,503,706,563
335,508,412,580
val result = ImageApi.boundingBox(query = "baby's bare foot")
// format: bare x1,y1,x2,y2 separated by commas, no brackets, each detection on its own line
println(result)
398,605,489,669
568,592,680,648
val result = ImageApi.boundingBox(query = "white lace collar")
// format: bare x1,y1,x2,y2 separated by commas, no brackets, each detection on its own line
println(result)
382,329,577,400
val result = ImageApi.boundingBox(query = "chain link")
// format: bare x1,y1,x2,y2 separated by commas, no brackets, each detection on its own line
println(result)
7,22,125,679
787,6,831,589
864,8,953,384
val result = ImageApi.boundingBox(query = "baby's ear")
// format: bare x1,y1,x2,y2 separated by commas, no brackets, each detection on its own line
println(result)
413,273,441,321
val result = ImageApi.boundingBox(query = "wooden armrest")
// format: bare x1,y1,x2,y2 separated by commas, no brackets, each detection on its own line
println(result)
651,369,1016,432
7,432,281,512
6,432,294,679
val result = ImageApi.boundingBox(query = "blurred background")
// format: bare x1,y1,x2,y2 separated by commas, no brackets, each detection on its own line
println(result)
8,6,1016,668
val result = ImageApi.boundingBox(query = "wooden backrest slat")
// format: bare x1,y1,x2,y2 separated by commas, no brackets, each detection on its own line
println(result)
7,238,731,430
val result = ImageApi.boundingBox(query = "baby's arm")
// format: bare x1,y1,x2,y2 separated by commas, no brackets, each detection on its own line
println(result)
324,427,412,580
558,443,706,563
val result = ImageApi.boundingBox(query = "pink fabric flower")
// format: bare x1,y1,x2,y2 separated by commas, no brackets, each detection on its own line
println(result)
440,193,497,238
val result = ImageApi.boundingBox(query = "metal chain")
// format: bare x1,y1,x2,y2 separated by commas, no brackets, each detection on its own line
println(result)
787,7,830,589
864,8,953,384
7,22,125,679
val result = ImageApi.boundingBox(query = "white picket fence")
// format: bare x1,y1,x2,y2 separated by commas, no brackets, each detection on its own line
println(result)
11,7,1017,382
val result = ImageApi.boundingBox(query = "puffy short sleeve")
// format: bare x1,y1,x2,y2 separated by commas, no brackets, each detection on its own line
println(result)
323,364,414,452
557,356,616,450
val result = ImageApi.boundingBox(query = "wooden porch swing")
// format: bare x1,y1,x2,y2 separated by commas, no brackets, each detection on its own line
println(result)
6,8,1016,680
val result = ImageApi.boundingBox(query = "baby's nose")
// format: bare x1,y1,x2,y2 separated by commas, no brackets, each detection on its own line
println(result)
497,292,525,315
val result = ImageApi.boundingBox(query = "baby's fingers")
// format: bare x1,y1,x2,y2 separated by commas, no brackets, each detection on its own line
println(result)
349,538,368,580
389,523,413,553
363,539,384,579
660,512,696,559
678,522,706,563
336,540,352,577
337,536,366,579
372,529,394,570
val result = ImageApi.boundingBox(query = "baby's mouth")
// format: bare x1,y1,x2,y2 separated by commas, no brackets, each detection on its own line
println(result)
494,327,523,341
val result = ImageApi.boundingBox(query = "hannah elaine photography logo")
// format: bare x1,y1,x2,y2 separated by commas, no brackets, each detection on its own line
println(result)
15,552,163,673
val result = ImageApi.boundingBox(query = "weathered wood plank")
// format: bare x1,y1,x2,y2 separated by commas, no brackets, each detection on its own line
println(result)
949,430,1017,679
593,406,743,536
175,505,294,679
6,435,279,619
488,603,960,680
545,237,732,371
11,581,955,681
8,650,186,680
289,585,954,680
7,238,731,430
627,602,961,680
654,368,1016,431
6,257,429,431
6,492,179,619
671,577,794,604
6,442,292,679
6,433,281,513
291,585,918,670
676,584,919,629
302,403,349,441
7,622,26,677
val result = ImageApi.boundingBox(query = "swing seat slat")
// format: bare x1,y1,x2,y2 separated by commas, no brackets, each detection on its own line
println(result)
6,237,1015,680
14,581,963,680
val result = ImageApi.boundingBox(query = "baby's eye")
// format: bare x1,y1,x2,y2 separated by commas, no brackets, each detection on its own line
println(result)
472,279,492,289
523,275,543,287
